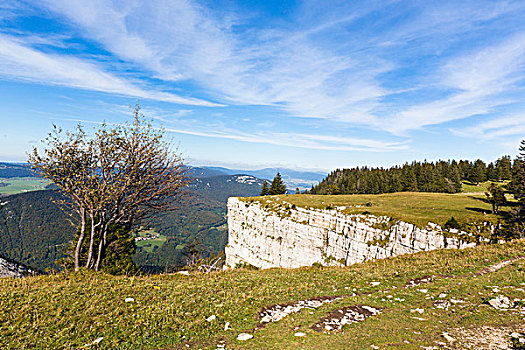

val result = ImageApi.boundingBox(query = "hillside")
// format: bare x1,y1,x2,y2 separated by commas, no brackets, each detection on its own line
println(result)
0,240,523,349
0,174,263,271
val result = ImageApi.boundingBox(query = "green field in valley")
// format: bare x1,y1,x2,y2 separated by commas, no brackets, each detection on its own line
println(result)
1,240,523,349
135,229,167,253
0,177,50,195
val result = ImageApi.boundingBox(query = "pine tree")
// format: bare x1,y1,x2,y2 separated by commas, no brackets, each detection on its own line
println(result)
260,180,269,196
295,187,300,194
268,173,287,195
496,156,512,180
468,159,486,185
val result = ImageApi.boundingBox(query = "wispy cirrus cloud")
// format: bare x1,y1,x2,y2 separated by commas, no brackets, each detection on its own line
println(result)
385,32,525,133
0,33,220,106
164,126,408,152
451,114,525,139
40,0,389,125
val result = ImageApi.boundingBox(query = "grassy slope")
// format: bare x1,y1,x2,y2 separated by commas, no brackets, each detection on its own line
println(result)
244,191,511,227
0,240,524,349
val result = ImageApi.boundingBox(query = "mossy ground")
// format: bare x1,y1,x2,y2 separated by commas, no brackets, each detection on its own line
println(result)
1,240,524,349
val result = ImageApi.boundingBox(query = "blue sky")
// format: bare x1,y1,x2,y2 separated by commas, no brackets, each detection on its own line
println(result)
0,0,524,171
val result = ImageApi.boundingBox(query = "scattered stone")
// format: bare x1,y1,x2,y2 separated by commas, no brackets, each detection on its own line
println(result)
260,315,272,323
418,289,428,293
224,322,230,330
371,345,379,349
411,317,426,321
206,315,216,322
438,293,447,298
442,332,455,342
294,332,306,337
124,298,134,303
259,295,343,324
410,308,424,314
488,296,511,310
371,282,381,286
434,300,451,310
236,333,253,341
83,337,104,347
177,270,190,275
405,275,434,288
311,305,382,332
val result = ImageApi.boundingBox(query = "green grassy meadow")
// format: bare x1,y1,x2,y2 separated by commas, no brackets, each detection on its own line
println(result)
135,229,167,253
0,177,50,195
1,240,524,349
245,190,513,227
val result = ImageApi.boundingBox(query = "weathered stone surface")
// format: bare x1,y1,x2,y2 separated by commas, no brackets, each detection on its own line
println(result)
0,256,38,278
225,197,475,269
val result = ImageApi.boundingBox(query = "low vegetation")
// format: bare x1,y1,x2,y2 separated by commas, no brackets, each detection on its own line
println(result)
1,240,523,349
244,190,511,228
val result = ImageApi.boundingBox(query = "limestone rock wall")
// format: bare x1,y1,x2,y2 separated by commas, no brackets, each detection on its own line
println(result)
0,256,38,278
225,197,475,269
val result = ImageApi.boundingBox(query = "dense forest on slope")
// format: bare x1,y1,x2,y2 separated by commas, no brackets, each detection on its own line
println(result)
310,157,514,195
0,174,263,272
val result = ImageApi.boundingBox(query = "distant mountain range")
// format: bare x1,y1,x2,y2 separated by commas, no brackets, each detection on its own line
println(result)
196,166,326,191
0,162,325,191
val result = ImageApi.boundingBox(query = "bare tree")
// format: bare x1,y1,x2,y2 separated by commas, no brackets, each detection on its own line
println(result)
29,105,191,271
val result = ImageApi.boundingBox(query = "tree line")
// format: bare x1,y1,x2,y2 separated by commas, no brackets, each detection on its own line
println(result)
309,156,514,195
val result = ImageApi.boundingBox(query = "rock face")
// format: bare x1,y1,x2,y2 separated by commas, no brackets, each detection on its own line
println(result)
0,255,39,278
225,197,476,269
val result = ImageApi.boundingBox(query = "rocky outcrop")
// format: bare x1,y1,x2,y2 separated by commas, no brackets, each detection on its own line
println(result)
0,255,39,278
225,197,476,269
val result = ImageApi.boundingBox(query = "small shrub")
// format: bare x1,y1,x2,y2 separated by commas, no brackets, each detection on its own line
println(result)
234,262,259,270
444,216,461,230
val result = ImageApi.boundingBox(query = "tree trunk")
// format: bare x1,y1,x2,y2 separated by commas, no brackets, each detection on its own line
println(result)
74,207,86,271
94,227,107,271
85,212,96,269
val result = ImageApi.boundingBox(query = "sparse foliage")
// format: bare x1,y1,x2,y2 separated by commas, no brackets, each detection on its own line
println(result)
485,183,506,214
29,105,191,272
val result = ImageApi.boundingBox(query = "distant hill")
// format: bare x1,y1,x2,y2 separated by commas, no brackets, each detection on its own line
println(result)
0,162,36,178
201,166,326,191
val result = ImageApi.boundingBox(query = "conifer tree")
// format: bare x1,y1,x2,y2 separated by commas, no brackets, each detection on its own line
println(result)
295,187,300,194
269,173,287,195
260,180,269,196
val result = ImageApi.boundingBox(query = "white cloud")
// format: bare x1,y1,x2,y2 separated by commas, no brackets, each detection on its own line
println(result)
165,126,407,152
41,0,388,125
0,34,219,106
451,114,525,139
386,32,525,133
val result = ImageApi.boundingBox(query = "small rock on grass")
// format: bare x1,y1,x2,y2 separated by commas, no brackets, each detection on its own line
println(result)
125,298,134,303
237,333,253,341
442,332,455,342
294,332,306,337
